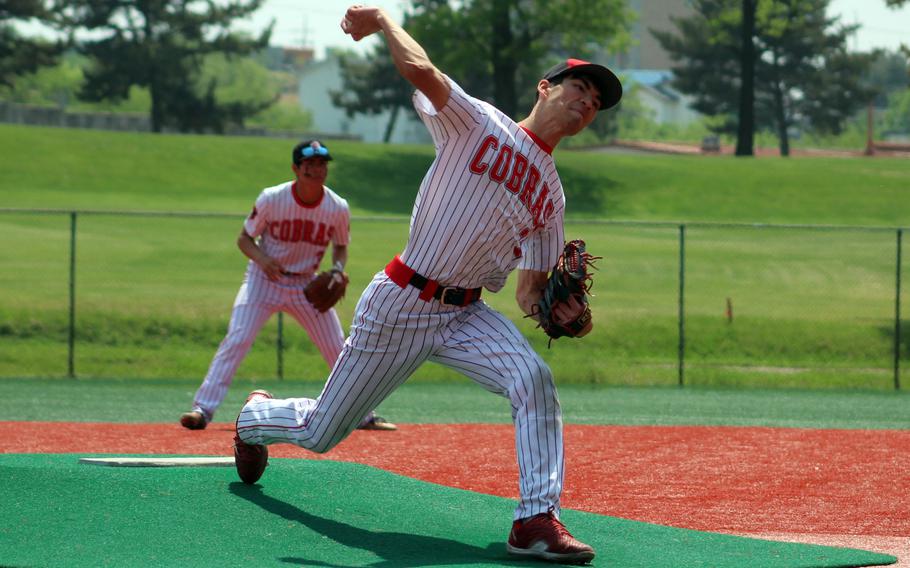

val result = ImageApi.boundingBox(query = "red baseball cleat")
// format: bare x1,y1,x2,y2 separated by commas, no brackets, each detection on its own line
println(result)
233,390,273,485
506,511,595,564
179,410,207,430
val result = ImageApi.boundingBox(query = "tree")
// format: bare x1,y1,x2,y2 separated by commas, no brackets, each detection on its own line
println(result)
651,1,741,134
884,0,910,79
881,89,910,136
330,44,413,143
407,0,632,118
61,0,273,133
335,0,632,127
866,50,909,96
1,52,89,108
735,0,756,156
759,0,875,155
856,48,909,124
653,0,875,156
0,0,64,87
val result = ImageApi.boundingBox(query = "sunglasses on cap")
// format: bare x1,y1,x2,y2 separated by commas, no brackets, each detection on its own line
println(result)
300,144,330,159
293,140,333,164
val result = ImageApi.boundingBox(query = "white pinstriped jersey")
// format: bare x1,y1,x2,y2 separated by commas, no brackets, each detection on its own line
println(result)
400,77,565,293
236,76,573,522
244,182,350,276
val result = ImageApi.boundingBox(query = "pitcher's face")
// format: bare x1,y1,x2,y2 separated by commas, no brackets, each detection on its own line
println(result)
546,76,601,135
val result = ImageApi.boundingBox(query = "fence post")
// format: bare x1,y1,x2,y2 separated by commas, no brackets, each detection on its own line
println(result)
68,211,77,379
678,224,686,387
277,311,284,381
895,228,903,390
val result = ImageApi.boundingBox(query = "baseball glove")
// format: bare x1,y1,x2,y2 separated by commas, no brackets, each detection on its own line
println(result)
304,269,349,313
535,239,600,343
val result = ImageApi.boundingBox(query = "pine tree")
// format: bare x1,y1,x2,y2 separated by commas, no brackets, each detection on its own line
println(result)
62,0,272,133
653,0,875,156
0,0,63,87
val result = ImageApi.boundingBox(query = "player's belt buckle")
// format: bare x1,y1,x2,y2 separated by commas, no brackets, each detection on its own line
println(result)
438,286,463,306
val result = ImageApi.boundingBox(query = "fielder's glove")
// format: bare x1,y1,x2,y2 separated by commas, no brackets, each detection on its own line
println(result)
305,265,349,313
535,239,600,343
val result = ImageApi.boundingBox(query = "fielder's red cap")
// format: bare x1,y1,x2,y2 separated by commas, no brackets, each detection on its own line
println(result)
542,58,623,111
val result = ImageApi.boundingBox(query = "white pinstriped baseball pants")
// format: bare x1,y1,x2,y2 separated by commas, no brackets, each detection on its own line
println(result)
238,271,564,520
191,271,345,420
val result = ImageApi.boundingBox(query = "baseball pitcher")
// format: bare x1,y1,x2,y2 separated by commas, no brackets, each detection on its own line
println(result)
233,6,622,565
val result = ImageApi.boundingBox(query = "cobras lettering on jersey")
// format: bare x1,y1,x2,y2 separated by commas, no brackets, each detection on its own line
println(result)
268,219,334,246
468,134,555,228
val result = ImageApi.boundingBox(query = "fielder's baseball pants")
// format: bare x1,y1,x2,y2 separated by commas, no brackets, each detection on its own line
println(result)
192,272,345,420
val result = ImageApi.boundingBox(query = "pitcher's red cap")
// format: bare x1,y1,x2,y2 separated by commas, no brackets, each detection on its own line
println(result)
542,58,623,110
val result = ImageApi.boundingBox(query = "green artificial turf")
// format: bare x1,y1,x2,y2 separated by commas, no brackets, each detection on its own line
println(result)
1,377,909,430
0,454,896,568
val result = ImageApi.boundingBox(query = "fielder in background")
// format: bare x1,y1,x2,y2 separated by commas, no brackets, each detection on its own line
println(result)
234,6,621,565
180,139,396,432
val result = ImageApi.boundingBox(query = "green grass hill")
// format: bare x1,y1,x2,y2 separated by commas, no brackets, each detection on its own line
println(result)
2,124,908,226
1,124,908,388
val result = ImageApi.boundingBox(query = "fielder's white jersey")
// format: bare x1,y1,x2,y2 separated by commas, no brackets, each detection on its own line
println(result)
244,182,350,276
401,77,566,292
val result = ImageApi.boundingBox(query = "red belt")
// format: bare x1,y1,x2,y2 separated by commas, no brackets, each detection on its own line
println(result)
385,256,482,307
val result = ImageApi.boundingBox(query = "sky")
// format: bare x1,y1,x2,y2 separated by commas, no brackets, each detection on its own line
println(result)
245,0,910,57
237,1,408,56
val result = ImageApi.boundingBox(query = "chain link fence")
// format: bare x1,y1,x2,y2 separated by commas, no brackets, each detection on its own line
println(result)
1,209,905,389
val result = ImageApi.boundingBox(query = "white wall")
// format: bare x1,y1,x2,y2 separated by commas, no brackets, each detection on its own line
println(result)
298,53,431,144
637,87,701,125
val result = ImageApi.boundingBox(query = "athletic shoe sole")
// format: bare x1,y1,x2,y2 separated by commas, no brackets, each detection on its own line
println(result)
506,543,595,564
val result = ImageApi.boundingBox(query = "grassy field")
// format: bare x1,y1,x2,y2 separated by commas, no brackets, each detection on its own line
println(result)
1,124,908,389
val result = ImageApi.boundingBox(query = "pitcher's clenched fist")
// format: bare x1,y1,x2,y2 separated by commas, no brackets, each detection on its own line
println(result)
340,5,385,41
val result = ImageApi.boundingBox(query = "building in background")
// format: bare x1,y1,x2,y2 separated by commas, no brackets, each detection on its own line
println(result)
262,46,315,74
621,69,700,126
599,0,700,127
297,49,430,144
604,0,694,70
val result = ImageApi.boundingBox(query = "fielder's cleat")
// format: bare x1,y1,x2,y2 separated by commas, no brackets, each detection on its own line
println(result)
506,511,595,565
233,390,273,485
357,413,397,431
179,410,207,430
